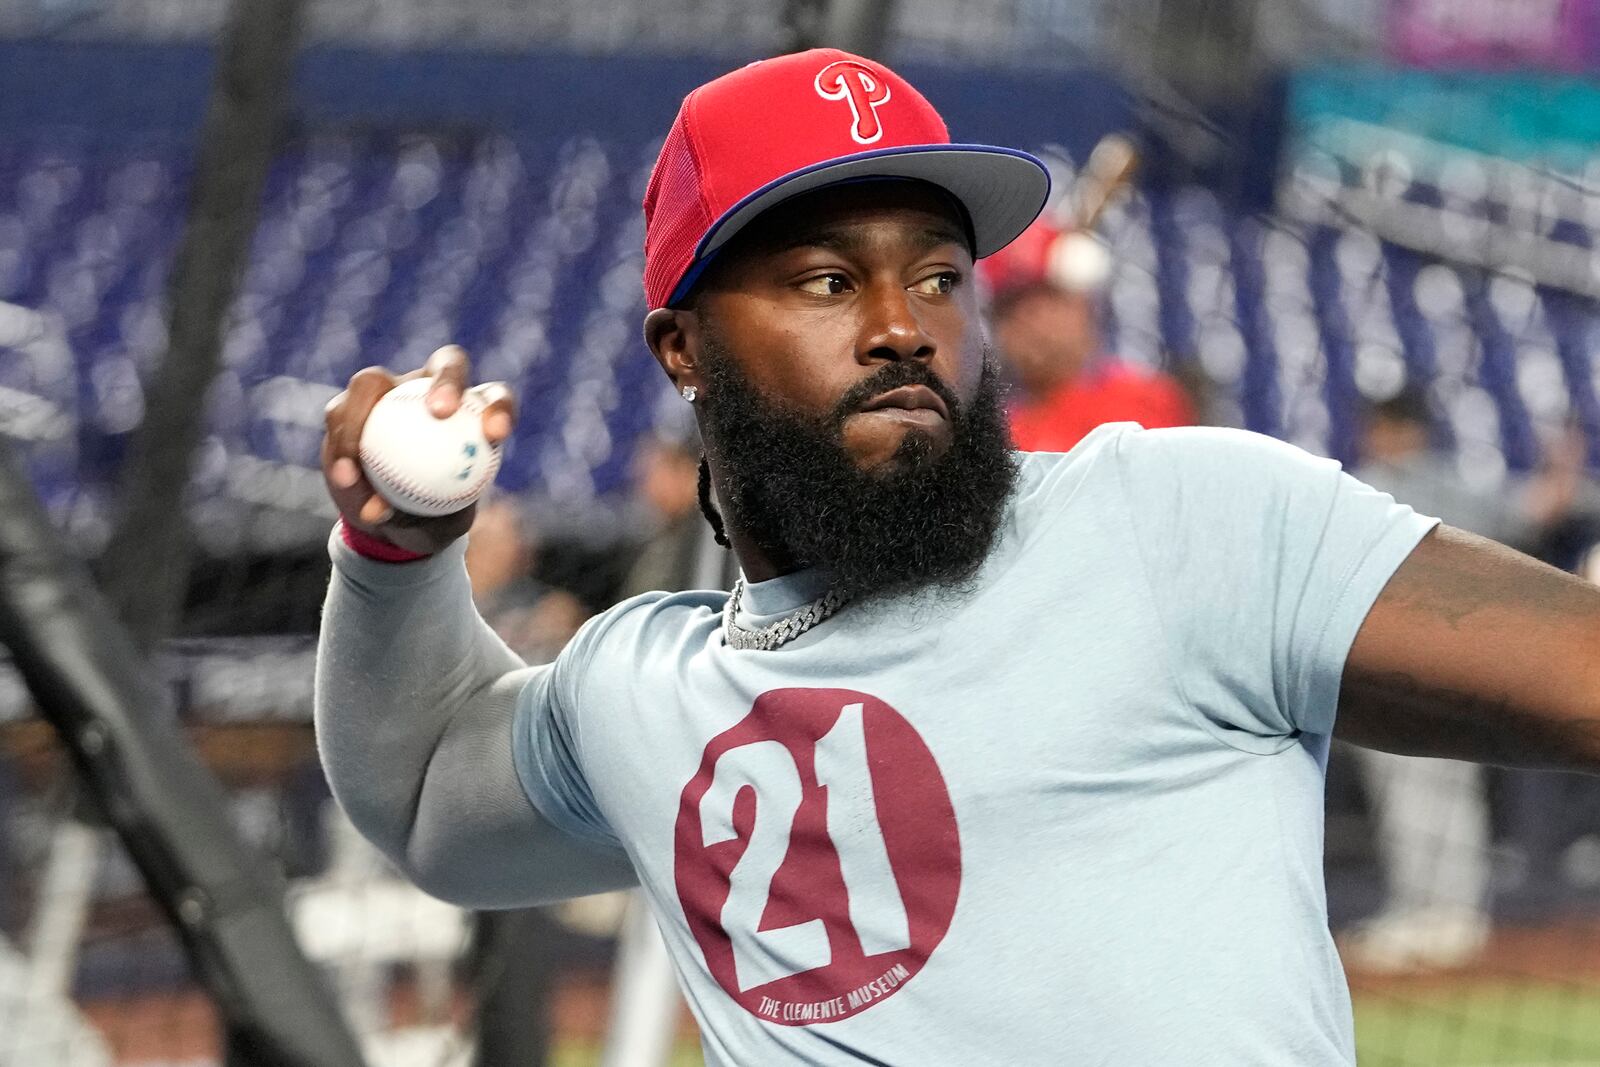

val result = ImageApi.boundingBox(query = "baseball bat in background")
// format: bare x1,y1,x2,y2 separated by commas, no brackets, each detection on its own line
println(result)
1072,133,1139,232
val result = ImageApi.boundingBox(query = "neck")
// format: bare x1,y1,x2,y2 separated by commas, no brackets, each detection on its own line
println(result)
726,519,802,584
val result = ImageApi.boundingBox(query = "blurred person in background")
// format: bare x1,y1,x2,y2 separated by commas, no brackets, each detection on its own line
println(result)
1503,462,1600,922
1356,389,1582,551
1343,387,1588,972
623,406,740,597
1497,529,1600,924
983,221,1194,451
465,498,590,665
463,499,592,1067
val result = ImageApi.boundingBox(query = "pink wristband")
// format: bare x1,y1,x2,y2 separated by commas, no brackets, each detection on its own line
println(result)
338,520,430,563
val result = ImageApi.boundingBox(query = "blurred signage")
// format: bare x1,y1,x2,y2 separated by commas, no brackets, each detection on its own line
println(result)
1287,65,1600,165
1388,0,1599,68
1281,66,1600,300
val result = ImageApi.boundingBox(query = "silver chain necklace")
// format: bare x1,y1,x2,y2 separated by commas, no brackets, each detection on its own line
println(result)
722,577,848,651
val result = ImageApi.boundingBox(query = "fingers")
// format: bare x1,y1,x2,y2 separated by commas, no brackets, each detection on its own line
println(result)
325,367,396,464
321,347,515,554
472,381,517,444
423,345,472,418
357,493,394,526
323,366,397,528
322,449,392,529
328,456,360,490
323,456,391,530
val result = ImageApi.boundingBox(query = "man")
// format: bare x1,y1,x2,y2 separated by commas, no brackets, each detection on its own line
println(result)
984,222,1193,451
316,51,1600,1065
1357,389,1581,551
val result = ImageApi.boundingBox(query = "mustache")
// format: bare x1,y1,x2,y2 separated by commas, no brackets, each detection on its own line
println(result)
830,362,964,427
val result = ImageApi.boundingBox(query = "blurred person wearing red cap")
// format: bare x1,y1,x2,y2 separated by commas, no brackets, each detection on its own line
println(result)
984,220,1194,452
316,48,1600,1067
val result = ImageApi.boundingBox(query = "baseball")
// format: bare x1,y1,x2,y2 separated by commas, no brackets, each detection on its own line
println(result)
358,377,502,517
1047,230,1111,294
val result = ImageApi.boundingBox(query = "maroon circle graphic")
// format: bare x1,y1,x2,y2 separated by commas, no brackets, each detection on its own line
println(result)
674,688,960,1026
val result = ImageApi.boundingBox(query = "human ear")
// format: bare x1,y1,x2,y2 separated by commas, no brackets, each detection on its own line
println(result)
644,307,704,398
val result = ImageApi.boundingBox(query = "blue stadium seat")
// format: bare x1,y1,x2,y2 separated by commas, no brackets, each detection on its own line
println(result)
2,130,1597,551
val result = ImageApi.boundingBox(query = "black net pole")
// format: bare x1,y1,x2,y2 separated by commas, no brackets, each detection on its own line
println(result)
0,439,366,1067
97,0,306,648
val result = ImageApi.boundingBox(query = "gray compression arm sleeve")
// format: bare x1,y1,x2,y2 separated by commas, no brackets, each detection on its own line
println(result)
315,532,638,907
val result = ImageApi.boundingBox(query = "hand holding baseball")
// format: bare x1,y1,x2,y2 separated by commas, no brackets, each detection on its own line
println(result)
322,345,516,557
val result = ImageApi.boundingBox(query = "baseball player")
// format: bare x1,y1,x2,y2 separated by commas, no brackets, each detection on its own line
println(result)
317,51,1600,1064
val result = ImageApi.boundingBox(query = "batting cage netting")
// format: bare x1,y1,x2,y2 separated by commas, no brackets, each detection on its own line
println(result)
2,1,1599,1065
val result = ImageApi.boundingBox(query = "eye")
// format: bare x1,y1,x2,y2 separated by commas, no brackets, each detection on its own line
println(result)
911,270,960,296
797,272,851,296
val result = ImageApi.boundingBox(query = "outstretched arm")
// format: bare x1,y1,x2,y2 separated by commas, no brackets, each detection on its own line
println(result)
317,536,637,907
1337,524,1600,772
315,346,636,907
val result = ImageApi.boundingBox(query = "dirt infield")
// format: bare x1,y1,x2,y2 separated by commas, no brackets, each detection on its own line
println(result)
1346,915,1600,993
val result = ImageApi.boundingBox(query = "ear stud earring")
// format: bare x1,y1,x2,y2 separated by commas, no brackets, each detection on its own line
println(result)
681,385,698,403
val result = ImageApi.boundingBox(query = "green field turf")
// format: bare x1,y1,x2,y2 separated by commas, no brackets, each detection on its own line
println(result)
1353,982,1600,1066
545,982,1600,1066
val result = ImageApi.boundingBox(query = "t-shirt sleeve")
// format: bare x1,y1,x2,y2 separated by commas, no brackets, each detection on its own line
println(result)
511,610,626,850
1114,425,1440,748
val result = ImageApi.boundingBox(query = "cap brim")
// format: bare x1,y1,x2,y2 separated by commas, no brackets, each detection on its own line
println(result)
672,144,1051,305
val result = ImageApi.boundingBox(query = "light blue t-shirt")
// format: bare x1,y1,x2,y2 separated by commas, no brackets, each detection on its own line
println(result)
514,423,1438,1066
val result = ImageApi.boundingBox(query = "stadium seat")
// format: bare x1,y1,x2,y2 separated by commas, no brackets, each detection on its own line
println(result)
2,130,1597,553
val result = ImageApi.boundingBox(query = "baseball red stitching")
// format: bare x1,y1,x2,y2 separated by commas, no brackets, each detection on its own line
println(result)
359,387,500,514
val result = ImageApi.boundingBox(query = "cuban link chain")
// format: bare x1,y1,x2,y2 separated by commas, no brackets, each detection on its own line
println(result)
722,577,848,651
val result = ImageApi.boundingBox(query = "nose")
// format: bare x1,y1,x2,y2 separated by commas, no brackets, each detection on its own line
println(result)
857,280,936,365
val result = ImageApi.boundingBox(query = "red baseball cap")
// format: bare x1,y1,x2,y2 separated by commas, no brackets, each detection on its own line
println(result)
642,49,1051,309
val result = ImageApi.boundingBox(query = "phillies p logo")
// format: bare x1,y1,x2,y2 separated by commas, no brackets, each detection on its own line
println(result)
814,61,892,145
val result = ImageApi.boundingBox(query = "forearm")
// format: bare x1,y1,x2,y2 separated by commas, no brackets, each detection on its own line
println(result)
1337,669,1600,771
1338,525,1600,773
314,533,635,905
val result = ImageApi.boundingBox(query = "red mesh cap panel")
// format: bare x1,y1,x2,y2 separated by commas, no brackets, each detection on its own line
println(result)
642,96,713,310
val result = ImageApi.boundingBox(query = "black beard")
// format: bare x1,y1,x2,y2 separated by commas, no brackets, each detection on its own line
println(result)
697,339,1019,604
